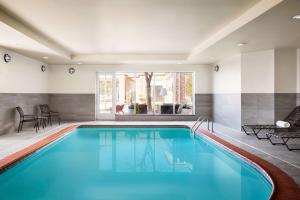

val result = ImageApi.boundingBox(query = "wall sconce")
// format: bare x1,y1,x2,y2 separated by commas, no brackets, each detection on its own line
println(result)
214,65,220,72
41,65,47,72
4,54,11,63
68,67,76,74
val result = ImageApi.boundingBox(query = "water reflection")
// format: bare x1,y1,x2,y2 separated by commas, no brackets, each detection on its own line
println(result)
97,129,195,173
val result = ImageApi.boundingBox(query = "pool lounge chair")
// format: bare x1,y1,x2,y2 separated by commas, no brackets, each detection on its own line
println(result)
266,130,300,151
242,106,300,139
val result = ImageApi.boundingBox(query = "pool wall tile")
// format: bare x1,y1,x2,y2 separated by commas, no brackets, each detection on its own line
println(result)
241,93,275,125
49,94,95,121
212,93,241,130
0,93,48,135
241,93,298,126
274,93,297,121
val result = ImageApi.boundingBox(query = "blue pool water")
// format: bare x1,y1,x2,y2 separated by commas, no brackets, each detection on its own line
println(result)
0,127,272,200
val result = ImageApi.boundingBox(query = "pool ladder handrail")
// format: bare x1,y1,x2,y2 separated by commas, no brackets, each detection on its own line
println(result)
191,116,214,134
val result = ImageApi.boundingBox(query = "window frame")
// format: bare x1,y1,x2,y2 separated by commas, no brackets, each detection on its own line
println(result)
96,71,195,117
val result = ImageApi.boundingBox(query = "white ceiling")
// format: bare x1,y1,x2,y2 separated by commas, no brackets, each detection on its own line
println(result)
190,0,300,64
0,0,298,64
0,0,259,54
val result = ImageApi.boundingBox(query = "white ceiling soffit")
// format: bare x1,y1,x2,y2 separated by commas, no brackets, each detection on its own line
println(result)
190,0,300,64
0,21,54,54
188,0,284,60
0,4,71,59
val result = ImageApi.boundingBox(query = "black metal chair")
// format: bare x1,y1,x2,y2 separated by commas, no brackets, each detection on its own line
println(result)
16,106,38,132
40,104,61,126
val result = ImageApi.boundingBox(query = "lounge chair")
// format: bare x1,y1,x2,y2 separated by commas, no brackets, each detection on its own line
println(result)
266,130,300,151
242,106,300,139
40,104,61,126
16,106,38,132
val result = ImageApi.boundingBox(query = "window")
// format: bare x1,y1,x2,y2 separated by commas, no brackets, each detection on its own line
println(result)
98,73,113,114
97,72,194,116
115,73,136,115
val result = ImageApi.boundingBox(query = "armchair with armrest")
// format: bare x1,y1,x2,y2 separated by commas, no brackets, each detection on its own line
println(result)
16,106,38,132
40,104,61,126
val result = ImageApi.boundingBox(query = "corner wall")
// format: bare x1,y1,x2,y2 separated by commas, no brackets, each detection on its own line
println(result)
274,49,297,120
0,48,48,134
241,50,275,125
212,55,241,130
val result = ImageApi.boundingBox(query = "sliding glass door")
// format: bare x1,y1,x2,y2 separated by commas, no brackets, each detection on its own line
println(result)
96,72,194,119
96,73,115,119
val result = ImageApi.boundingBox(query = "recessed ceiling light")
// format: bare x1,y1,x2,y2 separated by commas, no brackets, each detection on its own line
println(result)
292,15,300,19
237,42,247,47
42,56,48,59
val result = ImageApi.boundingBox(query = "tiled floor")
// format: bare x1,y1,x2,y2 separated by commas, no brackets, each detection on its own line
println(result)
0,121,300,187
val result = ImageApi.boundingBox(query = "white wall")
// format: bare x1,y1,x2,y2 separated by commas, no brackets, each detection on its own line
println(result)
0,48,48,93
212,55,241,94
48,64,212,94
275,48,297,93
241,50,275,93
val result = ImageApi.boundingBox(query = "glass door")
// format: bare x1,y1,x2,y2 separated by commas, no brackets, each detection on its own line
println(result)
96,73,115,120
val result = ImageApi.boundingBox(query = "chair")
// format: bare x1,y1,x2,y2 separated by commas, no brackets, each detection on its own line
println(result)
160,104,174,114
16,106,38,132
136,104,147,114
116,104,125,114
40,104,61,126
242,106,300,139
265,130,300,151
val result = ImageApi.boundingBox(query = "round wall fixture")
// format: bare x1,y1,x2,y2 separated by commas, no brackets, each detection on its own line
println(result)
41,65,47,72
214,65,220,72
4,54,11,63
68,67,76,74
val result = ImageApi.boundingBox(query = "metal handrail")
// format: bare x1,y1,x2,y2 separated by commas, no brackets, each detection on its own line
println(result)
191,116,202,132
193,118,206,132
191,116,214,134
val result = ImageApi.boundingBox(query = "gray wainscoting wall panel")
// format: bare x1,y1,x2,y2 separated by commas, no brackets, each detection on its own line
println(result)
241,93,275,125
274,93,297,121
116,94,212,121
195,94,212,119
213,93,241,130
49,94,95,121
0,93,48,135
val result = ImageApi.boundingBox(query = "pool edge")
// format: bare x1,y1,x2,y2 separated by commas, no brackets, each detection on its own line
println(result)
0,124,299,200
0,125,78,172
